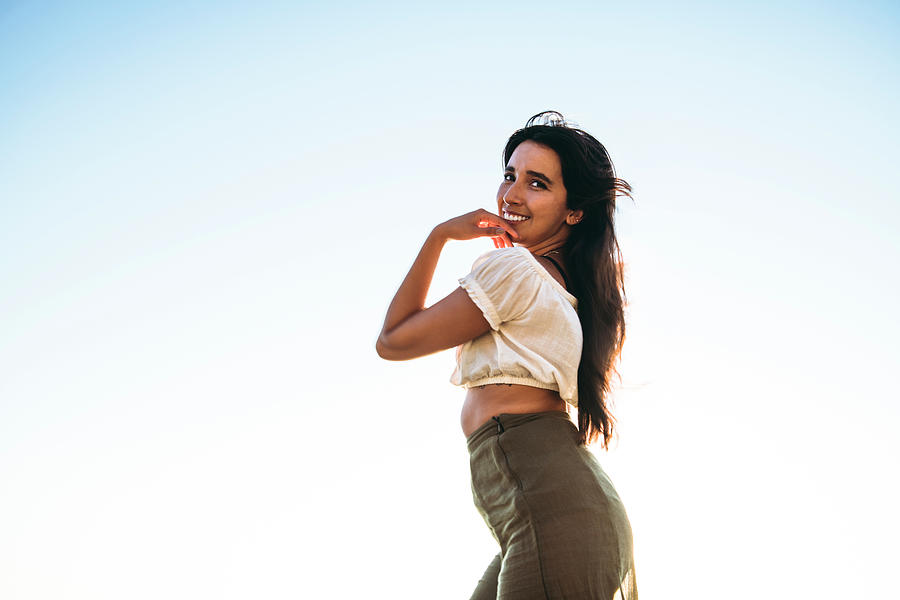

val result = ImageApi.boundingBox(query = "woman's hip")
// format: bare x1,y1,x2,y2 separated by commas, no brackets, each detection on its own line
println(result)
467,411,632,545
466,410,636,595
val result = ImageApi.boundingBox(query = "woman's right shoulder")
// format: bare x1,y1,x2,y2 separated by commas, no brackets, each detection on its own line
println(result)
459,247,544,327
470,246,532,272
463,247,543,296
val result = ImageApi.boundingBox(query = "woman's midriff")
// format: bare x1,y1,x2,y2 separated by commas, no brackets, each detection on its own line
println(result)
461,383,569,438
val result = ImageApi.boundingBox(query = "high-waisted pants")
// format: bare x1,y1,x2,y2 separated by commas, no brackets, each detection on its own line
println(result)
466,411,637,600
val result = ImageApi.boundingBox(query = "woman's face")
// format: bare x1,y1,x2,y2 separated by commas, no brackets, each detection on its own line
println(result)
496,140,579,249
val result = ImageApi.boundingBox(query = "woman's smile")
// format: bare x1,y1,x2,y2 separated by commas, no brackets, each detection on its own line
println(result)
501,209,530,222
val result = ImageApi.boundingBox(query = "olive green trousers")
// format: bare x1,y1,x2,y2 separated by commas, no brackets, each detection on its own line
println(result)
466,411,637,600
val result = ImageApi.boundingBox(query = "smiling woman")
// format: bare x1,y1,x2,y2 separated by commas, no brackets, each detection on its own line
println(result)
376,111,637,599
496,140,580,252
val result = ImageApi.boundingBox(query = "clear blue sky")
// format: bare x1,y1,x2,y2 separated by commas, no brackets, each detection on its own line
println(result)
2,2,898,598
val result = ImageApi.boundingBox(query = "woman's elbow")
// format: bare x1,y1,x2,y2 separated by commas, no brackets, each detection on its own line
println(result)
375,334,406,361
375,337,392,360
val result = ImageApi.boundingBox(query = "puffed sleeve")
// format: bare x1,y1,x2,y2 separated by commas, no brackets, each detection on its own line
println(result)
458,248,542,330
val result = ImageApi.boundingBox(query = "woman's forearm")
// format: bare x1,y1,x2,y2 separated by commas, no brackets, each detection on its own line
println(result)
379,227,448,339
376,209,515,357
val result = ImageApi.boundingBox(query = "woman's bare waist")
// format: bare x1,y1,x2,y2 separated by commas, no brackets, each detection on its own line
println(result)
461,383,568,438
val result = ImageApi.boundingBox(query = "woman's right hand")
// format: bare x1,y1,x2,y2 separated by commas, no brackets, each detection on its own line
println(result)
433,209,519,248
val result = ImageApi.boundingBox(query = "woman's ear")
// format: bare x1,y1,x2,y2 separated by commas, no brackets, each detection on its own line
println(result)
566,209,584,225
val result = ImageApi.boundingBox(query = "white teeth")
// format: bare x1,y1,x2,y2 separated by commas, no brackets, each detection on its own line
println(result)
502,210,530,222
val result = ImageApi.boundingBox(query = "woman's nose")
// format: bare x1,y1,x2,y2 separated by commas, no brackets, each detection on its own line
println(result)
503,182,524,205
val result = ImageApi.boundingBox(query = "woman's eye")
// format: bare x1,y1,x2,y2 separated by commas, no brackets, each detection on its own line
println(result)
530,180,547,189
503,173,514,182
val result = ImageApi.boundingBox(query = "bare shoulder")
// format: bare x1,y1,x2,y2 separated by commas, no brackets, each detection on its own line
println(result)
534,255,568,289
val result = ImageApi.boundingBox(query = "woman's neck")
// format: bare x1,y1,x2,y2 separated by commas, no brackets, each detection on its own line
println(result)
519,240,566,257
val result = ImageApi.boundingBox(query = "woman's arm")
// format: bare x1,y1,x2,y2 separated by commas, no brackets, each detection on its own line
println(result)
375,209,518,361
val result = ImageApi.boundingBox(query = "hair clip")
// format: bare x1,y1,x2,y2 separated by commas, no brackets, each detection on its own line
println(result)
526,110,579,129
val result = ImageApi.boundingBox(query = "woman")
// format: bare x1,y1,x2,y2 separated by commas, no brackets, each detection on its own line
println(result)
376,111,637,599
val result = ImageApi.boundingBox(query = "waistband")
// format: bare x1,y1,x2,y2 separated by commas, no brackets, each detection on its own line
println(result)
466,410,573,453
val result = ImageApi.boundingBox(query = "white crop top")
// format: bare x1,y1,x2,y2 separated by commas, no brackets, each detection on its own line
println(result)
449,246,583,407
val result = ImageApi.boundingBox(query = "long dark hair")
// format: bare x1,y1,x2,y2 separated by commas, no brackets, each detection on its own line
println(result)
503,111,633,448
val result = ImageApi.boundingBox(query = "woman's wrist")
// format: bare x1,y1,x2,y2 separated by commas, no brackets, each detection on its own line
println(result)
428,224,450,246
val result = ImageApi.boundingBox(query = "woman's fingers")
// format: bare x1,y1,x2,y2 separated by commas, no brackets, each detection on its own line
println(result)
477,212,519,239
491,232,514,248
439,209,519,243
478,209,516,249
